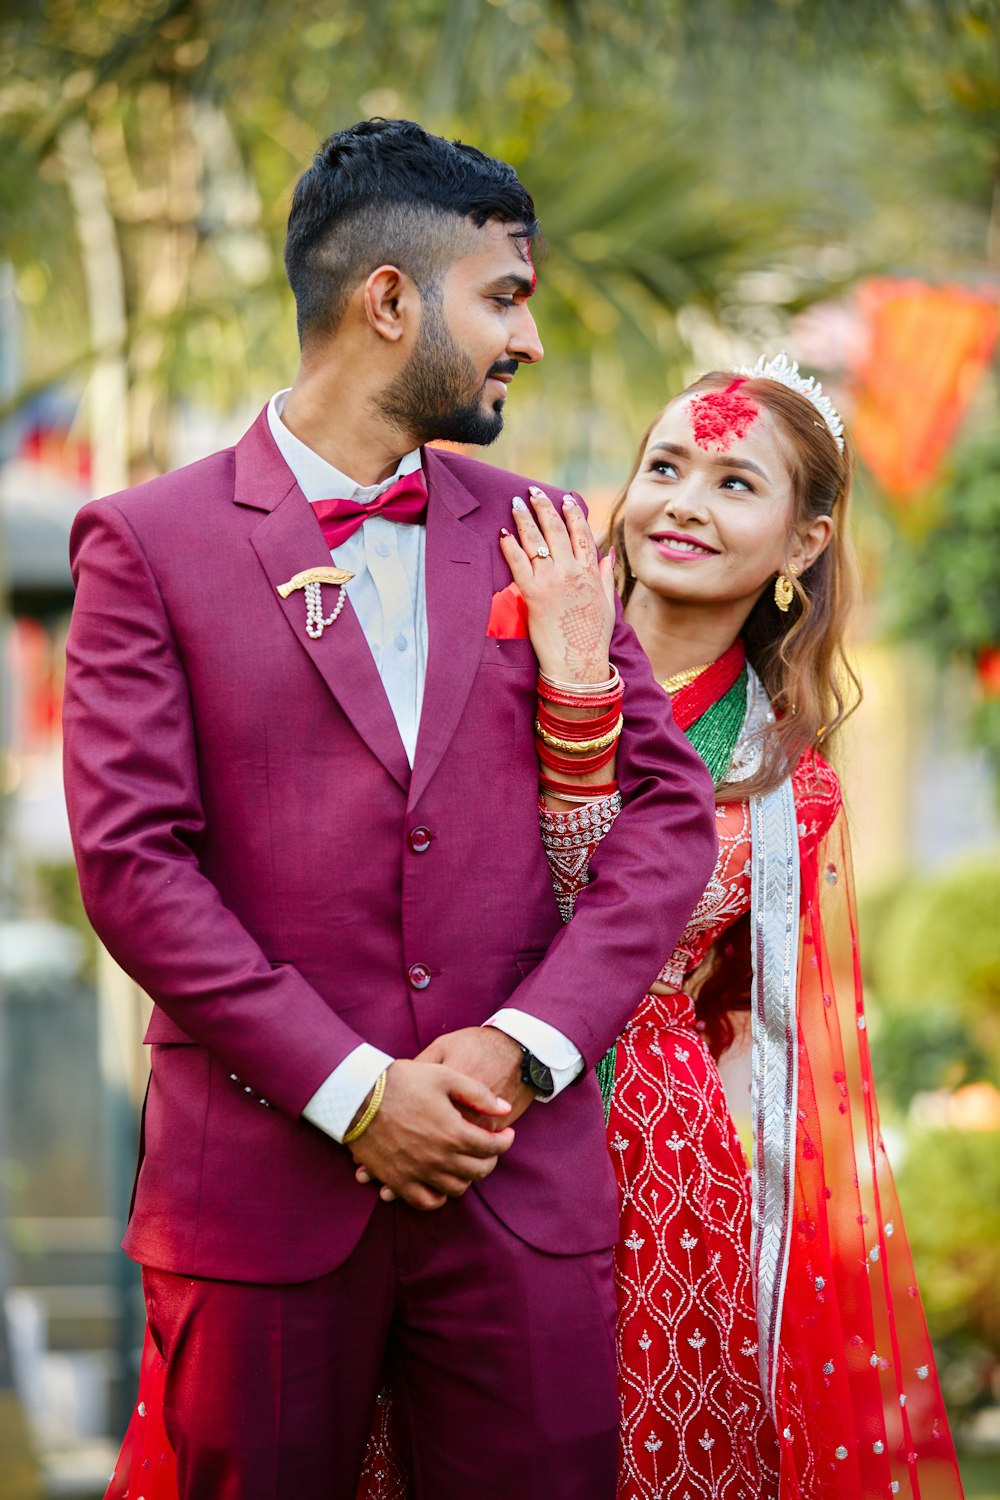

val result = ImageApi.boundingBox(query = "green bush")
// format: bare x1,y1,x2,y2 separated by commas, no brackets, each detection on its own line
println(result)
872,1008,992,1112
896,1129,1000,1419
873,861,1000,1019
863,860,1000,1111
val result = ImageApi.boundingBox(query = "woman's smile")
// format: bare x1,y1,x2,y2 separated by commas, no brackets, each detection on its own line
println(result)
649,530,720,561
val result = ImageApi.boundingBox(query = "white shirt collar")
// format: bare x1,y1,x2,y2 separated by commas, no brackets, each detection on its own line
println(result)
266,389,422,504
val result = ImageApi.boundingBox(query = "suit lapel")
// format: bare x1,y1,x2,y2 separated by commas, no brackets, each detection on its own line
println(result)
409,448,493,808
236,411,410,792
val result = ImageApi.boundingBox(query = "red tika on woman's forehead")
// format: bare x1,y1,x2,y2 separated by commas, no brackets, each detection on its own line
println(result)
689,379,759,452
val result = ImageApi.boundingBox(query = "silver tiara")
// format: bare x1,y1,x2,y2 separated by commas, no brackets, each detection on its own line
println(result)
733,351,845,452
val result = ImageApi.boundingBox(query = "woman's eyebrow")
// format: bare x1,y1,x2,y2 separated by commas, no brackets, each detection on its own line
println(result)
647,440,769,482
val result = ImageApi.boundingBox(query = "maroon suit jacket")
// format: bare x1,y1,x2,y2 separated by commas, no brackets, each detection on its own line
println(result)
63,410,717,1283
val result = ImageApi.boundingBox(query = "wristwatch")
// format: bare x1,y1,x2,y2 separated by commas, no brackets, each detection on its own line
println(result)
519,1045,555,1099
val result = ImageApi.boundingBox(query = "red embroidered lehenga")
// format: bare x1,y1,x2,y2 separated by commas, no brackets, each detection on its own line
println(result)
106,662,963,1500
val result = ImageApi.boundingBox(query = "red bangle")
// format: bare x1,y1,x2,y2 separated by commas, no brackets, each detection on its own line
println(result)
540,773,619,798
536,702,622,738
536,677,624,711
537,688,624,713
536,739,619,775
536,736,618,769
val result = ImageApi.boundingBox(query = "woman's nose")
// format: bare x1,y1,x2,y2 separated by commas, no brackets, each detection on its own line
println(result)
663,482,709,524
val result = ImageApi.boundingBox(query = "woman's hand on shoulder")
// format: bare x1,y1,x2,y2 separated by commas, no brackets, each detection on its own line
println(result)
501,486,616,684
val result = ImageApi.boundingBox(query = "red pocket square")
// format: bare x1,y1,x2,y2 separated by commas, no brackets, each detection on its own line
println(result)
487,582,530,639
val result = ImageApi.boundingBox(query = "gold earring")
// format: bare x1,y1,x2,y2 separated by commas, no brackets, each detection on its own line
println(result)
774,563,798,612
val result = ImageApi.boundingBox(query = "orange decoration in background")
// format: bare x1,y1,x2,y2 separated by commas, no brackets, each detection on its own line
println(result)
976,646,1000,699
849,279,999,500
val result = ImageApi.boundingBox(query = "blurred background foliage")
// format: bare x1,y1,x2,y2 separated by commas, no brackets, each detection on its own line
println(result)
889,431,1000,787
896,1129,1000,1422
0,0,998,1488
1,0,997,474
864,851,1000,1432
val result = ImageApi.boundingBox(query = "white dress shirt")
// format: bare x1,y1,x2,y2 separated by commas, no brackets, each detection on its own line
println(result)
266,392,583,1143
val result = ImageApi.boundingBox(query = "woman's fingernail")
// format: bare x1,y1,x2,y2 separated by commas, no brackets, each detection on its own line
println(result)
512,496,527,512
563,494,576,507
528,485,546,500
609,545,616,566
500,527,511,539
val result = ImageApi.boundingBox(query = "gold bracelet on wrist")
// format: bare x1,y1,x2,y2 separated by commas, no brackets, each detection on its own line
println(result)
534,716,623,755
343,1069,388,1144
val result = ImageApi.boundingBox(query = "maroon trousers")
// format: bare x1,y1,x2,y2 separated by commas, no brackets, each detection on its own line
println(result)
143,1191,618,1500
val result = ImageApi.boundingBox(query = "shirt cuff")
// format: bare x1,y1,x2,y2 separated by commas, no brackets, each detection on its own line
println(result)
486,1009,585,1101
302,1044,394,1143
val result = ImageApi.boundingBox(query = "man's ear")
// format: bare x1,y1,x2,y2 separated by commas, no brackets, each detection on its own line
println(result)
363,265,418,344
790,513,834,574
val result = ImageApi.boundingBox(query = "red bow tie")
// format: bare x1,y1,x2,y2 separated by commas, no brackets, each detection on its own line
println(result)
311,469,428,550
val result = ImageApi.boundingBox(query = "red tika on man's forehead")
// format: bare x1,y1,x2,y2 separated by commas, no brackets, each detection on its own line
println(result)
689,378,758,451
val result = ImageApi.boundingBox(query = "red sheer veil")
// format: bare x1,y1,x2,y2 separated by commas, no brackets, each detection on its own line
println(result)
756,755,964,1498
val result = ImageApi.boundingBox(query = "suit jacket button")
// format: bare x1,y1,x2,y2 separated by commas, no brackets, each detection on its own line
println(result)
408,826,432,853
407,963,431,991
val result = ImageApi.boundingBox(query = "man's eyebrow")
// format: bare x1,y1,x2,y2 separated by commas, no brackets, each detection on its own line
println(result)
648,440,769,482
483,273,535,297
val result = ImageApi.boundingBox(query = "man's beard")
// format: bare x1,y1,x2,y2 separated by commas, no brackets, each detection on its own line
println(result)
376,292,516,447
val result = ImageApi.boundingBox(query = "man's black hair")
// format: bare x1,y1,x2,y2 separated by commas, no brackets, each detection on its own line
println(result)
284,118,539,346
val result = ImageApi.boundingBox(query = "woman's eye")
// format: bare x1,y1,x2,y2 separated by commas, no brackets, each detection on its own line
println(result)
493,297,516,308
649,461,678,477
721,475,753,492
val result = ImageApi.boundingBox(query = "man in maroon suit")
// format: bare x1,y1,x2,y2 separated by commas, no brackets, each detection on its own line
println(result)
63,119,716,1498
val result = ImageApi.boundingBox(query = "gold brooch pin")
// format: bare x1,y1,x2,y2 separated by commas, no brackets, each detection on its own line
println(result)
277,566,355,638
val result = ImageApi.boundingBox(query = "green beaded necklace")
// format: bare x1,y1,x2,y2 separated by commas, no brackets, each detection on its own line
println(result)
686,669,749,790
595,667,749,1118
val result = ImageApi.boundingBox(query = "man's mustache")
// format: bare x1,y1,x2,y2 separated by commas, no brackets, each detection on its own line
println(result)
487,360,519,382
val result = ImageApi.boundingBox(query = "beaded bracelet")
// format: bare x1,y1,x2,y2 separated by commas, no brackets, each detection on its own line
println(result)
343,1069,387,1144
535,717,623,755
539,791,623,846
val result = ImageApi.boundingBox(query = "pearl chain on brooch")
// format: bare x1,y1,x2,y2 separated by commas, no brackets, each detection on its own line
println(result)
276,565,355,640
302,578,348,638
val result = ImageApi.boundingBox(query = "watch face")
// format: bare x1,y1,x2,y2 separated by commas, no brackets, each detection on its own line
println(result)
528,1054,555,1096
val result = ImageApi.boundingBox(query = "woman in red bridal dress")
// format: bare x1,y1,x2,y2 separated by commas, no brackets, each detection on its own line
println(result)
509,354,963,1500
107,356,963,1500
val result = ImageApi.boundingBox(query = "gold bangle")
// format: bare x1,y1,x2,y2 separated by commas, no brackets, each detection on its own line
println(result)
534,716,623,755
343,1069,387,1144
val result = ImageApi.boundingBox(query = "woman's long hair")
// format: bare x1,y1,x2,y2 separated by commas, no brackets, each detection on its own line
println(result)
604,371,861,804
605,371,862,1056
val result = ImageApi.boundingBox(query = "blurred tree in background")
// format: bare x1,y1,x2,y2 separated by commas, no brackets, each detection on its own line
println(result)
890,433,1000,787
0,0,996,483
